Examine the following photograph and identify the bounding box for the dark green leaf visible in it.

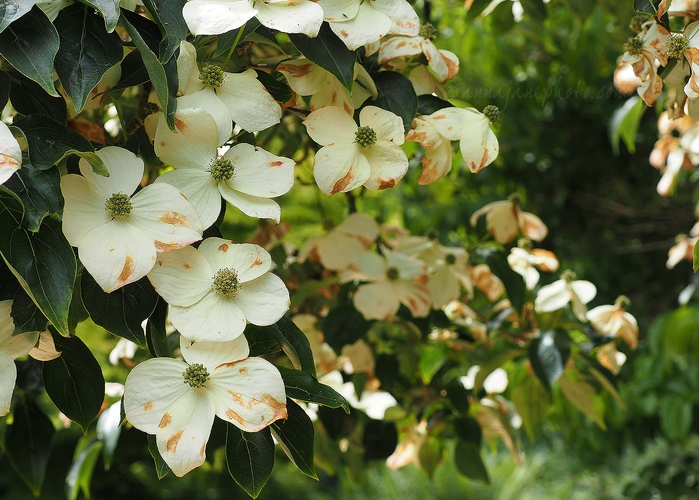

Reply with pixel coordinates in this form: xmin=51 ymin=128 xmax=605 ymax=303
xmin=121 ymin=9 xmax=178 ymax=129
xmin=480 ymin=247 xmax=526 ymax=312
xmin=43 ymin=332 xmax=105 ymax=432
xmin=445 ymin=378 xmax=471 ymax=414
xmin=0 ymin=70 xmax=10 ymax=109
xmin=466 ymin=0 xmax=492 ymax=22
xmin=108 ymin=49 xmax=149 ymax=93
xmin=12 ymin=114 xmax=106 ymax=174
xmin=520 ymin=0 xmax=547 ymax=22
xmin=0 ymin=6 xmax=59 ymax=96
xmin=3 ymin=152 xmax=62 ymax=231
xmin=68 ymin=270 xmax=89 ymax=333
xmin=454 ymin=416 xmax=482 ymax=445
xmin=454 ymin=440 xmax=490 ymax=484
xmin=54 ymin=4 xmax=123 ymax=112
xmin=81 ymin=0 xmax=120 ymax=32
xmin=214 ymin=20 xmax=262 ymax=58
xmin=226 ymin=425 xmax=275 ymax=499
xmin=246 ymin=325 xmax=280 ymax=357
xmin=11 ymin=286 xmax=48 ymax=334
xmin=247 ymin=316 xmax=316 ymax=375
xmin=147 ymin=434 xmax=171 ymax=479
xmin=65 ymin=438 xmax=103 ymax=500
xmin=0 ymin=258 xmax=19 ymax=299
xmin=0 ymin=1 xmax=41 ymax=33
xmin=0 ymin=190 xmax=76 ymax=335
xmin=81 ymin=273 xmax=157 ymax=348
xmin=371 ymin=71 xmax=418 ymax=133
xmin=488 ymin=0 xmax=516 ymax=35
xmin=5 ymin=395 xmax=55 ymax=496
xmin=270 ymin=399 xmax=317 ymax=479
xmin=142 ymin=0 xmax=188 ymax=62
xmin=529 ymin=328 xmax=571 ymax=388
xmin=8 ymin=72 xmax=67 ymax=123
xmin=634 ymin=0 xmax=662 ymax=13
xmin=418 ymin=437 xmax=443 ymax=479
xmin=146 ymin=296 xmax=171 ymax=357
xmin=277 ymin=366 xmax=350 ymax=412
xmin=321 ymin=304 xmax=373 ymax=353
xmin=417 ymin=94 xmax=453 ymax=116
xmin=363 ymin=420 xmax=398 ymax=461
xmin=256 ymin=69 xmax=293 ymax=104
xmin=289 ymin=22 xmax=356 ymax=91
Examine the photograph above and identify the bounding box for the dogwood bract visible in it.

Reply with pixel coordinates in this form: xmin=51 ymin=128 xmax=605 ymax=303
xmin=182 ymin=0 xmax=323 ymax=37
xmin=124 ymin=334 xmax=287 ymax=477
xmin=470 ymin=198 xmax=548 ymax=244
xmin=0 ymin=121 xmax=21 ymax=186
xmin=535 ymin=270 xmax=597 ymax=321
xmin=148 ymin=237 xmax=289 ymax=342
xmin=60 ymin=147 xmax=203 ymax=292
xmin=304 ymin=105 xmax=408 ymax=194
xmin=154 ymin=108 xmax=294 ymax=228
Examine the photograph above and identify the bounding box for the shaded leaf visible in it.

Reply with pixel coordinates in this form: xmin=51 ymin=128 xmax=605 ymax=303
xmin=226 ymin=425 xmax=274 ymax=499
xmin=214 ymin=20 xmax=263 ymax=58
xmin=289 ymin=23 xmax=355 ymax=91
xmin=466 ymin=0 xmax=492 ymax=22
xmin=480 ymin=246 xmax=526 ymax=312
xmin=43 ymin=332 xmax=105 ymax=432
xmin=81 ymin=0 xmax=120 ymax=32
xmin=142 ymin=0 xmax=188 ymax=62
xmin=247 ymin=316 xmax=315 ymax=375
xmin=256 ymin=69 xmax=293 ymax=104
xmin=8 ymin=72 xmax=67 ymax=123
xmin=65 ymin=438 xmax=103 ymax=500
xmin=454 ymin=440 xmax=490 ymax=484
xmin=371 ymin=71 xmax=418 ymax=133
xmin=145 ymin=296 xmax=170 ymax=357
xmin=11 ymin=286 xmax=48 ymax=335
xmin=108 ymin=49 xmax=149 ymax=93
xmin=0 ymin=69 xmax=10 ymax=108
xmin=417 ymin=94 xmax=453 ymax=116
xmin=559 ymin=370 xmax=606 ymax=430
xmin=277 ymin=366 xmax=350 ymax=412
xmin=147 ymin=434 xmax=171 ymax=479
xmin=363 ymin=419 xmax=397 ymax=461
xmin=529 ymin=328 xmax=571 ymax=388
xmin=321 ymin=305 xmax=373 ymax=354
xmin=0 ymin=1 xmax=41 ymax=33
xmin=511 ymin=374 xmax=550 ymax=440
xmin=609 ymin=96 xmax=645 ymax=155
xmin=270 ymin=398 xmax=317 ymax=479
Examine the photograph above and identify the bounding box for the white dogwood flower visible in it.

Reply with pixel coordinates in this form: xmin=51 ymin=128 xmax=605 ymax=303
xmin=61 ymin=147 xmax=203 ymax=292
xmin=183 ymin=0 xmax=323 ymax=36
xmin=154 ymin=108 xmax=294 ymax=228
xmin=470 ymin=198 xmax=548 ymax=244
xmin=587 ymin=296 xmax=638 ymax=349
xmin=304 ymin=105 xmax=408 ymax=194
xmin=0 ymin=121 xmax=21 ymax=186
xmin=124 ymin=334 xmax=287 ymax=477
xmin=405 ymin=115 xmax=454 ymax=185
xmin=535 ymin=270 xmax=597 ymax=321
xmin=148 ymin=237 xmax=290 ymax=343
xmin=507 ymin=246 xmax=559 ymax=290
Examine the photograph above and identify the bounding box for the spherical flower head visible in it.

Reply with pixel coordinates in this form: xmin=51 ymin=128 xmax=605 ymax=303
xmin=561 ymin=269 xmax=577 ymax=282
xmin=517 ymin=237 xmax=533 ymax=250
xmin=483 ymin=105 xmax=500 ymax=123
xmin=183 ymin=363 xmax=210 ymax=388
xmin=212 ymin=267 xmax=241 ymax=298
xmin=666 ymin=34 xmax=688 ymax=59
xmin=623 ymin=35 xmax=645 ymax=56
xmin=355 ymin=126 xmax=377 ymax=148
xmin=105 ymin=192 xmax=132 ymax=221
xmin=419 ymin=23 xmax=437 ymax=41
xmin=386 ymin=266 xmax=400 ymax=281
xmin=209 ymin=157 xmax=235 ymax=181
xmin=445 ymin=253 xmax=457 ymax=265
xmin=199 ymin=64 xmax=224 ymax=88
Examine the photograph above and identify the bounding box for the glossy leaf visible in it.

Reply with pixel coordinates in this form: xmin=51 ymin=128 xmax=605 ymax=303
xmin=5 ymin=395 xmax=55 ymax=496
xmin=371 ymin=71 xmax=418 ymax=133
xmin=145 ymin=296 xmax=170 ymax=357
xmin=321 ymin=305 xmax=373 ymax=354
xmin=142 ymin=0 xmax=188 ymax=62
xmin=213 ymin=20 xmax=262 ymax=58
xmin=11 ymin=286 xmax=48 ymax=335
xmin=81 ymin=273 xmax=158 ymax=349
xmin=0 ymin=6 xmax=59 ymax=96
xmin=8 ymin=72 xmax=67 ymax=123
xmin=529 ymin=328 xmax=571 ymax=388
xmin=96 ymin=401 xmax=123 ymax=470
xmin=0 ymin=69 xmax=9 ymax=108
xmin=65 ymin=438 xmax=103 ymax=500
xmin=289 ymin=22 xmax=356 ymax=91
xmin=54 ymin=3 xmax=123 ymax=112
xmin=454 ymin=440 xmax=490 ymax=484
xmin=0 ymin=1 xmax=41 ymax=33
xmin=43 ymin=333 xmax=105 ymax=433
xmin=609 ymin=96 xmax=645 ymax=155
xmin=68 ymin=271 xmax=89 ymax=333
xmin=0 ymin=190 xmax=76 ymax=336
xmin=147 ymin=434 xmax=171 ymax=479
xmin=247 ymin=317 xmax=315 ymax=375
xmin=417 ymin=94 xmax=453 ymax=116
xmin=277 ymin=366 xmax=350 ymax=412
xmin=12 ymin=114 xmax=106 ymax=174
xmin=3 ymin=152 xmax=62 ymax=231
xmin=108 ymin=49 xmax=149 ymax=93
xmin=270 ymin=399 xmax=317 ymax=479
xmin=363 ymin=420 xmax=398 ymax=461
xmin=81 ymin=0 xmax=120 ymax=32
xmin=226 ymin=425 xmax=275 ymax=499
xmin=255 ymin=69 xmax=293 ymax=104
xmin=121 ymin=9 xmax=178 ymax=130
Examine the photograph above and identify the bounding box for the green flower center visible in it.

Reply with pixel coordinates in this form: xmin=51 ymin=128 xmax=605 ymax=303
xmin=666 ymin=34 xmax=688 ymax=59
xmin=355 ymin=126 xmax=377 ymax=148
xmin=419 ymin=23 xmax=437 ymax=41
xmin=483 ymin=105 xmax=500 ymax=123
xmin=386 ymin=267 xmax=400 ymax=281
xmin=517 ymin=237 xmax=532 ymax=250
xmin=445 ymin=254 xmax=457 ymax=265
xmin=209 ymin=157 xmax=235 ymax=181
xmin=212 ymin=267 xmax=240 ymax=298
xmin=199 ymin=64 xmax=225 ymax=88
xmin=615 ymin=295 xmax=631 ymax=308
xmin=623 ymin=36 xmax=644 ymax=56
xmin=183 ymin=363 xmax=210 ymax=388
xmin=105 ymin=193 xmax=132 ymax=221
xmin=561 ymin=269 xmax=577 ymax=283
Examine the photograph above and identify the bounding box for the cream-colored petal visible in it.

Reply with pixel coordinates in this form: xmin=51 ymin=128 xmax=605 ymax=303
xmin=459 ymin=120 xmax=499 ymax=173
xmin=427 ymin=265 xmax=461 ymax=308
xmin=486 ymin=202 xmax=519 ymax=244
xmin=198 ymin=238 xmax=272 ymax=283
xmin=0 ymin=353 xmax=17 ymax=416
xmin=155 ymin=168 xmax=221 ymax=230
xmin=317 ymin=232 xmax=367 ymax=270
xmin=378 ymin=36 xmax=423 ymax=64
xmin=78 ymin=147 xmax=144 ymax=198
xmin=148 ymin=246 xmax=213 ymax=307
xmin=394 ymin=281 xmax=432 ymax=317
xmin=361 ymin=141 xmax=408 ymax=190
xmin=353 ymin=281 xmax=400 ymax=320
xmin=317 ymin=0 xmax=360 ymax=21
xmin=276 ymin=59 xmax=327 ymax=96
xmin=154 ymin=108 xmax=218 ymax=170
xmin=180 ymin=334 xmax=250 ymax=369
xmin=518 ymin=211 xmax=547 ymax=241
xmin=60 ymin=174 xmax=109 ymax=246
xmin=371 ymin=0 xmax=420 ymax=35
xmin=418 ymin=140 xmax=453 ymax=185
xmin=28 ymin=331 xmax=61 ymax=361
xmin=169 ymin=290 xmax=248 ymax=343
xmin=0 ymin=121 xmax=21 ymax=185
xmin=255 ymin=0 xmax=323 ymax=36
xmin=219 ymin=183 xmax=282 ymax=221
xmin=176 ymin=41 xmax=204 ymax=95
xmin=182 ymin=0 xmax=256 ymax=36
xmin=223 ymin=144 xmax=294 ymax=198
xmin=534 ymin=280 xmax=570 ymax=313
xmin=233 ymin=273 xmax=290 ymax=326
xmin=177 ymin=90 xmax=232 ymax=147
xmin=304 ymin=106 xmax=358 ymax=146
xmin=313 ymin=143 xmax=370 ymax=195
xmin=359 ymin=106 xmax=405 ymax=144
xmin=329 ymin=3 xmax=392 ymax=50
xmin=215 ymin=69 xmax=282 ymax=132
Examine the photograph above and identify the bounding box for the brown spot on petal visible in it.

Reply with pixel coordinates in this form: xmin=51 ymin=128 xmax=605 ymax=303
xmin=225 ymin=408 xmax=245 ymax=426
xmin=278 ymin=62 xmax=312 ymax=77
xmin=174 ymin=118 xmax=188 ymax=132
xmin=239 ymin=367 xmax=248 ymax=374
xmin=158 ymin=211 xmax=191 ymax=227
xmin=340 ymin=30 xmax=349 ymax=38
xmin=270 ymin=161 xmax=284 ymax=167
xmin=343 ymin=101 xmax=353 ymax=115
xmin=166 ymin=429 xmax=183 ymax=452
xmin=160 ymin=141 xmax=166 ymax=148
xmin=183 ymin=263 xmax=190 ymax=269
xmin=118 ymin=256 xmax=135 ymax=284
xmin=331 ymin=169 xmax=355 ymax=194
xmin=261 ymin=393 xmax=288 ymax=420
xmin=199 ymin=443 xmax=206 ymax=457
xmin=377 ymin=178 xmax=396 ymax=189
xmin=154 ymin=241 xmax=183 ymax=252
xmin=218 ymin=243 xmax=229 ymax=252
xmin=251 ymin=257 xmax=263 ymax=267
xmin=143 ymin=402 xmax=154 ymax=411
xmin=159 ymin=413 xmax=172 ymax=428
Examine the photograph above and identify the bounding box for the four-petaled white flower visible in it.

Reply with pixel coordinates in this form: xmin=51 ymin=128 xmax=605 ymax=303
xmin=587 ymin=297 xmax=639 ymax=350
xmin=405 ymin=114 xmax=455 ymax=185
xmin=507 ymin=246 xmax=559 ymax=290
xmin=470 ymin=198 xmax=548 ymax=244
xmin=304 ymin=105 xmax=408 ymax=195
xmin=0 ymin=121 xmax=21 ymax=186
xmin=155 ymin=108 xmax=295 ymax=229
xmin=182 ymin=0 xmax=323 ymax=36
xmin=124 ymin=334 xmax=287 ymax=477
xmin=148 ymin=237 xmax=290 ymax=343
xmin=534 ymin=270 xmax=597 ymax=321
xmin=175 ymin=41 xmax=282 ymax=144
xmin=61 ymin=146 xmax=203 ymax=292
xmin=316 ymin=0 xmax=419 ymax=50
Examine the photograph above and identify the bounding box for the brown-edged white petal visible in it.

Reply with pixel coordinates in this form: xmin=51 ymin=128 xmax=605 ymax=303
xmin=304 ymin=106 xmax=358 ymax=146
xmin=180 ymin=334 xmax=250 ymax=369
xmin=354 ymin=281 xmax=400 ymax=320
xmin=394 ymin=281 xmax=432 ymax=317
xmin=198 ymin=238 xmax=272 ymax=283
xmin=255 ymin=0 xmax=323 ymax=37
xmin=329 ymin=3 xmax=392 ymax=51
xmin=155 ymin=168 xmax=221 ymax=230
xmin=362 ymin=141 xmax=409 ymax=190
xmin=177 ymin=90 xmax=232 ymax=147
xmin=223 ymin=143 xmax=295 ymax=198
xmin=371 ymin=0 xmax=419 ymax=35
xmin=314 ymin=143 xmax=370 ymax=194
xmin=216 ymin=69 xmax=282 ymax=132
xmin=154 ymin=108 xmax=218 ymax=170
